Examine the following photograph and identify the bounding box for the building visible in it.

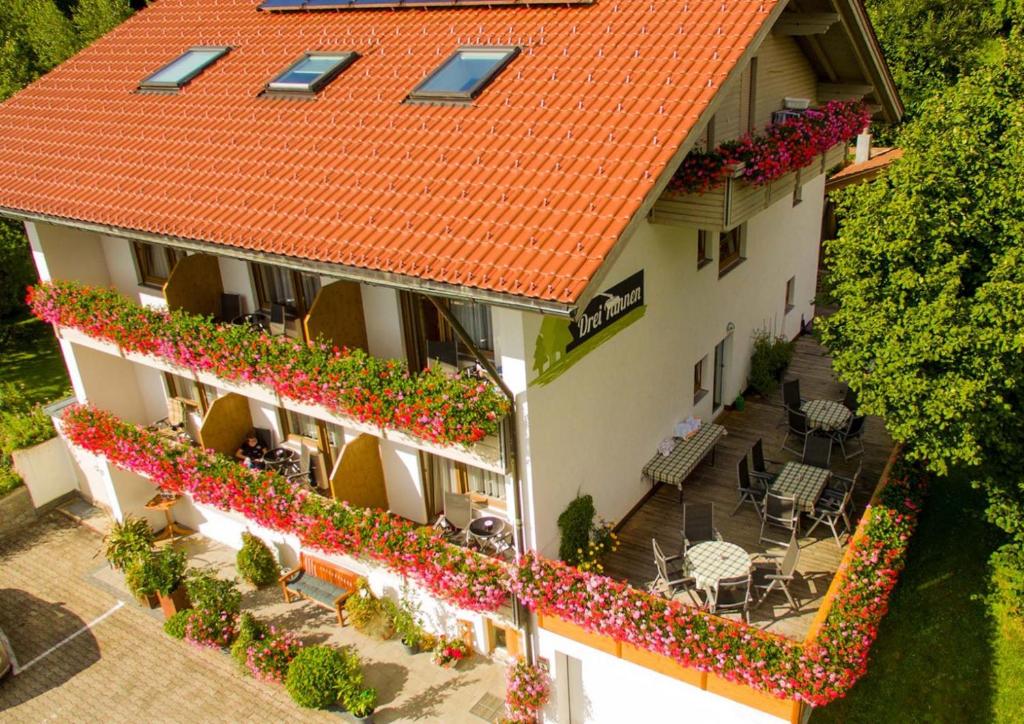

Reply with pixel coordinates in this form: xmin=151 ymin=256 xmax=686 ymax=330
xmin=0 ymin=0 xmax=901 ymax=721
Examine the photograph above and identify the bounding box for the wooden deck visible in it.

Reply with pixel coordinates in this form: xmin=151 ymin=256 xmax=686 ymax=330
xmin=603 ymin=332 xmax=893 ymax=641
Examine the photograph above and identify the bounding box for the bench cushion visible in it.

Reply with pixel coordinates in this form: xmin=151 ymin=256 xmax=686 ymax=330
xmin=287 ymin=571 xmax=346 ymax=607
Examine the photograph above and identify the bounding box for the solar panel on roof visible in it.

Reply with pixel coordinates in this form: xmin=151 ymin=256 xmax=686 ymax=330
xmin=259 ymin=0 xmax=596 ymax=11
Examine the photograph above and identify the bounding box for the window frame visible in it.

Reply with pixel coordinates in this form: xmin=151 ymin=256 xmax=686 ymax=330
xmin=785 ymin=276 xmax=796 ymax=314
xmin=250 ymin=262 xmax=320 ymax=318
xmin=407 ymin=46 xmax=521 ymax=104
xmin=693 ymin=356 xmax=709 ymax=404
xmin=718 ymin=225 xmax=746 ymax=277
xmin=132 ymin=241 xmax=185 ymax=289
xmin=138 ymin=46 xmax=231 ymax=92
xmin=265 ymin=51 xmax=359 ymax=96
xmin=697 ymin=230 xmax=713 ymax=269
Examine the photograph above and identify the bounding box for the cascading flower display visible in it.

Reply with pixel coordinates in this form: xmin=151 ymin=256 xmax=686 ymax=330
xmin=28 ymin=281 xmax=508 ymax=448
xmin=60 ymin=408 xmax=922 ymax=706
xmin=512 ymin=458 xmax=925 ymax=706
xmin=60 ymin=404 xmax=511 ymax=612
xmin=668 ymin=101 xmax=871 ymax=194
xmin=505 ymin=659 xmax=551 ymax=723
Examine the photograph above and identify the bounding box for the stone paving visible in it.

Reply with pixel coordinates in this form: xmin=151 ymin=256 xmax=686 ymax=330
xmin=0 ymin=514 xmax=506 ymax=722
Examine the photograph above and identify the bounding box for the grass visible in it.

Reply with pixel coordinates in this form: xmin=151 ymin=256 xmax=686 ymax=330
xmin=0 ymin=314 xmax=71 ymax=405
xmin=812 ymin=471 xmax=1024 ymax=723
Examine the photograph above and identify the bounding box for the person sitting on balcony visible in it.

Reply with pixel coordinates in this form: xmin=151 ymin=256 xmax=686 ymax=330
xmin=235 ymin=432 xmax=267 ymax=470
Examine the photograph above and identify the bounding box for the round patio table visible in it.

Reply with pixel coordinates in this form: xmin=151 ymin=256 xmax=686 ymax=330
xmin=685 ymin=541 xmax=751 ymax=592
xmin=262 ymin=447 xmax=299 ymax=472
xmin=801 ymin=399 xmax=852 ymax=432
xmin=468 ymin=516 xmax=507 ymax=553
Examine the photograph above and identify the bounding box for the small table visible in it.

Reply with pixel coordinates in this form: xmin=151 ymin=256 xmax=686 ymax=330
xmin=801 ymin=399 xmax=851 ymax=432
xmin=468 ymin=516 xmax=507 ymax=552
xmin=772 ymin=462 xmax=831 ymax=513
xmin=642 ymin=424 xmax=727 ymax=501
xmin=144 ymin=492 xmax=193 ymax=543
xmin=685 ymin=541 xmax=751 ymax=594
xmin=232 ymin=313 xmax=270 ymax=333
xmin=262 ymin=447 xmax=299 ymax=472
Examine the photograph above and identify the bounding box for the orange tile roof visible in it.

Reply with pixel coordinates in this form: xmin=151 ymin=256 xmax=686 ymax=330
xmin=827 ymin=146 xmax=903 ymax=190
xmin=0 ymin=0 xmax=778 ymax=305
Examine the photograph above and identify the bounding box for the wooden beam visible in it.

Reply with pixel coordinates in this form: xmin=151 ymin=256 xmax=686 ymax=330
xmin=773 ymin=12 xmax=840 ymax=36
xmin=818 ymin=82 xmax=875 ymax=101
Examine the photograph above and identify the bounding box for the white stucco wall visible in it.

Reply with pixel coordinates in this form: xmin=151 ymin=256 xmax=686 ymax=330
xmin=536 ymin=629 xmax=786 ymax=724
xmin=100 ymin=234 xmax=164 ymax=308
xmin=519 ymin=176 xmax=825 ymax=555
xmin=26 ymin=221 xmax=110 ymax=285
xmin=361 ymin=283 xmax=406 ymax=361
xmin=219 ymin=256 xmax=257 ymax=312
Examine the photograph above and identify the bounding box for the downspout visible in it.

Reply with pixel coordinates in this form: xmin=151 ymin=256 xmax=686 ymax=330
xmin=426 ymin=296 xmax=534 ymax=662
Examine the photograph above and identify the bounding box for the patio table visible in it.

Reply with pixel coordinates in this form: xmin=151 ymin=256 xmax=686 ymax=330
xmin=771 ymin=462 xmax=831 ymax=514
xmin=642 ymin=424 xmax=727 ymax=501
xmin=685 ymin=540 xmax=751 ymax=594
xmin=801 ymin=399 xmax=851 ymax=432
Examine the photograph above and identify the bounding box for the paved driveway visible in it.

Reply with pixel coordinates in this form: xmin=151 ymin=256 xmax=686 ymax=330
xmin=0 ymin=515 xmax=503 ymax=722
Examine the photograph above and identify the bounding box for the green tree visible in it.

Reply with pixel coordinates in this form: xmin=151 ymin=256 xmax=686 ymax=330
xmin=73 ymin=0 xmax=133 ymax=47
xmin=821 ymin=40 xmax=1024 ymax=569
xmin=865 ymin=0 xmax=1001 ymax=115
xmin=0 ymin=221 xmax=34 ymax=319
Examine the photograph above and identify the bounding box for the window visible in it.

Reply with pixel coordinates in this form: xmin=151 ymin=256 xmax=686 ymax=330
xmin=164 ymin=372 xmax=208 ymax=412
xmin=266 ymin=52 xmax=358 ymax=95
xmin=449 ymin=300 xmax=494 ymax=353
xmin=408 ymin=47 xmax=520 ymax=103
xmin=785 ymin=276 xmax=796 ymax=313
xmin=696 ymin=230 xmax=712 ymax=268
xmin=251 ymin=263 xmax=322 ymax=316
xmin=139 ymin=47 xmax=230 ymax=91
xmin=694 ymin=356 xmax=708 ymax=404
xmin=132 ymin=242 xmax=185 ymax=287
xmin=718 ymin=225 xmax=746 ymax=275
xmin=430 ymin=454 xmax=506 ymax=504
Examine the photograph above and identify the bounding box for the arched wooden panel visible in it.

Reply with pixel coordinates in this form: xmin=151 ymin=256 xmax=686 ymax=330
xmin=198 ymin=392 xmax=252 ymax=457
xmin=304 ymin=280 xmax=368 ymax=351
xmin=164 ymin=254 xmax=223 ymax=318
xmin=329 ymin=433 xmax=388 ymax=510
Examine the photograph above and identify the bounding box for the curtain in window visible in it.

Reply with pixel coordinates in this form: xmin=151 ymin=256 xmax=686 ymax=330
xmin=450 ymin=300 xmax=493 ymax=351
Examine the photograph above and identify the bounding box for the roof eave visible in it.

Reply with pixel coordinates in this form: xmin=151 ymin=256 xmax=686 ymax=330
xmin=1 ymin=206 xmax=576 ymax=318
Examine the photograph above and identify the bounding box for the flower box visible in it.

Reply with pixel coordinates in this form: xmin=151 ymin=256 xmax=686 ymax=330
xmin=537 ymin=614 xmax=620 ymax=656
xmin=619 ymin=643 xmax=706 ymax=687
xmin=705 ymin=672 xmax=800 ymax=721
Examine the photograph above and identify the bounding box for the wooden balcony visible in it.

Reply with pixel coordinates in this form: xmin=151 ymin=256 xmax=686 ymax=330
xmin=651 ymin=143 xmax=847 ymax=231
xmin=602 ymin=330 xmax=893 ymax=641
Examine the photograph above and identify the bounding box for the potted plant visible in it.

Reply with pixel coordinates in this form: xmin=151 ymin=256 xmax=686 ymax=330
xmin=126 ymin=548 xmax=189 ymax=619
xmin=431 ymin=636 xmax=471 ymax=669
xmin=391 ymin=595 xmax=424 ymax=654
xmin=103 ymin=515 xmax=154 ymax=571
xmin=285 ymin=645 xmax=363 ymax=710
xmin=345 ymin=686 xmax=378 ymax=723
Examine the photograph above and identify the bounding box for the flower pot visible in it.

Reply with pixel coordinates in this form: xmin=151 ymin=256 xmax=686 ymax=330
xmin=352 ymin=713 xmax=374 ymax=723
xmin=137 ymin=591 xmax=160 ymax=609
xmin=158 ymin=585 xmax=191 ymax=619
xmin=401 ymin=638 xmax=419 ymax=655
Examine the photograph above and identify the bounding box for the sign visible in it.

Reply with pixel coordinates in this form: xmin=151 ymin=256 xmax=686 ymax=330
xmin=531 ymin=270 xmax=646 ymax=386
xmin=567 ymin=270 xmax=644 ymax=352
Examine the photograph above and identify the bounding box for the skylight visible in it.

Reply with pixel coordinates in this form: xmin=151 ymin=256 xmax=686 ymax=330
xmin=139 ymin=47 xmax=230 ymax=91
xmin=266 ymin=52 xmax=359 ymax=95
xmin=408 ymin=47 xmax=520 ymax=103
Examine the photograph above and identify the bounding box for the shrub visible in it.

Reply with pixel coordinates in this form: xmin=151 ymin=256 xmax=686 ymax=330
xmin=183 ymin=570 xmax=241 ymax=649
xmin=0 ymin=382 xmax=55 ymax=454
xmin=556 ymin=495 xmax=618 ymax=571
xmin=125 ymin=547 xmax=187 ymax=597
xmin=103 ymin=515 xmax=155 ymax=571
xmin=163 ymin=610 xmax=193 ymax=640
xmin=285 ymin=645 xmax=363 ymax=710
xmin=0 ymin=460 xmax=22 ymax=497
xmin=748 ymin=329 xmax=795 ymax=397
xmin=231 ymin=612 xmax=269 ymax=671
xmin=246 ymin=629 xmax=303 ymax=683
xmin=186 ymin=570 xmax=241 ymax=615
xmin=345 ymin=686 xmax=378 ymax=718
xmin=344 ymin=579 xmax=397 ymax=640
xmin=391 ymin=592 xmax=425 ymax=648
xmin=432 ymin=636 xmax=471 ymax=668
xmin=236 ymin=532 xmax=279 ymax=587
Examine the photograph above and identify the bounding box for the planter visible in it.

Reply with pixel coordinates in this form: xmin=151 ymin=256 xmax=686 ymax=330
xmin=158 ymin=585 xmax=191 ymax=619
xmin=401 ymin=640 xmax=419 ymax=655
xmin=352 ymin=714 xmax=374 ymax=723
xmin=137 ymin=591 xmax=160 ymax=609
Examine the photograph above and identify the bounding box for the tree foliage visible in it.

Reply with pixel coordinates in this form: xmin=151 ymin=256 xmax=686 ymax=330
xmin=821 ymin=41 xmax=1024 ymax=549
xmin=865 ymin=0 xmax=1002 ymax=116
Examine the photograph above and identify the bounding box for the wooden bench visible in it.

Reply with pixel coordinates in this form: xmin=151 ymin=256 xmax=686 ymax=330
xmin=279 ymin=552 xmax=358 ymax=626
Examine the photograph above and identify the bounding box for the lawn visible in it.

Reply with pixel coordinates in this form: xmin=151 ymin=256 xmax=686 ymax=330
xmin=0 ymin=314 xmax=71 ymax=405
xmin=812 ymin=471 xmax=1024 ymax=723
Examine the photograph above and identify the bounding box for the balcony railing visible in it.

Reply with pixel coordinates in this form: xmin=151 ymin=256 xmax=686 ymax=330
xmin=652 ymin=100 xmax=868 ymax=230
xmin=29 ymin=281 xmax=509 ymax=471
